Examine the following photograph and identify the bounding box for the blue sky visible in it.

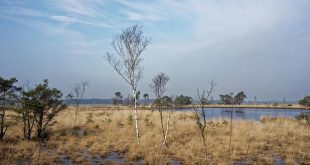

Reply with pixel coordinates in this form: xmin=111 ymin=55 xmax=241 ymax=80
xmin=0 ymin=0 xmax=310 ymax=101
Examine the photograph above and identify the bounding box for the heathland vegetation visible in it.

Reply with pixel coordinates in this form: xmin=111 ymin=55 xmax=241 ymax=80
xmin=1 ymin=25 xmax=310 ymax=164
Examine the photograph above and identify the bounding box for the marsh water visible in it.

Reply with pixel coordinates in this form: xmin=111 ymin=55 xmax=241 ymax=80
xmin=178 ymin=108 xmax=308 ymax=121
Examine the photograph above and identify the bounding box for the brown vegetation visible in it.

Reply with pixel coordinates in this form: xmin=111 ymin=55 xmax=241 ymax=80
xmin=1 ymin=107 xmax=310 ymax=164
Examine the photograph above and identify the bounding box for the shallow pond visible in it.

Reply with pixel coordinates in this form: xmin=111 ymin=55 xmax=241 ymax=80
xmin=177 ymin=108 xmax=309 ymax=121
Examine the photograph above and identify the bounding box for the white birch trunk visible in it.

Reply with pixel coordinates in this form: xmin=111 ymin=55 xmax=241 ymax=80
xmin=133 ymin=89 xmax=140 ymax=144
xmin=162 ymin=110 xmax=171 ymax=146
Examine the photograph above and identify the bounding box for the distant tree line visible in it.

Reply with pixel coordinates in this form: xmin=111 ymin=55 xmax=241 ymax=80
xmin=219 ymin=91 xmax=247 ymax=105
xmin=299 ymin=96 xmax=310 ymax=107
xmin=111 ymin=91 xmax=193 ymax=108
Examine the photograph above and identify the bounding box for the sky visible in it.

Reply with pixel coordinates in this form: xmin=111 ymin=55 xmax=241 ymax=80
xmin=0 ymin=0 xmax=310 ymax=101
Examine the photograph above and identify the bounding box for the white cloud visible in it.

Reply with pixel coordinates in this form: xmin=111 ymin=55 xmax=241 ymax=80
xmin=51 ymin=0 xmax=98 ymax=17
xmin=50 ymin=15 xmax=116 ymax=28
xmin=50 ymin=15 xmax=77 ymax=23
xmin=116 ymin=0 xmax=168 ymax=22
xmin=120 ymin=11 xmax=161 ymax=22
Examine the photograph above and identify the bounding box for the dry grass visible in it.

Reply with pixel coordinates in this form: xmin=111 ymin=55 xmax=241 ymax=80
xmin=1 ymin=106 xmax=310 ymax=165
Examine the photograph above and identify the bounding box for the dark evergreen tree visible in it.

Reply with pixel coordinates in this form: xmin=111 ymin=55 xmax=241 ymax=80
xmin=22 ymin=79 xmax=66 ymax=140
xmin=0 ymin=76 xmax=21 ymax=140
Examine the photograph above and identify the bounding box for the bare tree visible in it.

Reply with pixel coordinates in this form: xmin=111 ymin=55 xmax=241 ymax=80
xmin=67 ymin=81 xmax=89 ymax=128
xmin=149 ymin=73 xmax=170 ymax=146
xmin=228 ymin=94 xmax=235 ymax=163
xmin=105 ymin=24 xmax=151 ymax=144
xmin=192 ymin=81 xmax=216 ymax=161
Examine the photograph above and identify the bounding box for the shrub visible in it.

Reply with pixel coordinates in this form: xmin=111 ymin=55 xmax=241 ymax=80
xmin=127 ymin=114 xmax=134 ymax=125
xmin=86 ymin=113 xmax=93 ymax=123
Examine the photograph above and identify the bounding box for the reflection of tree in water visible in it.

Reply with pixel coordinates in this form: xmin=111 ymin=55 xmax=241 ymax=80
xmin=234 ymin=109 xmax=245 ymax=119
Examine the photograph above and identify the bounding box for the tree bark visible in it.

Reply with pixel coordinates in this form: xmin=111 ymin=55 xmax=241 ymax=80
xmin=228 ymin=109 xmax=233 ymax=163
xmin=22 ymin=112 xmax=26 ymax=140
xmin=201 ymin=127 xmax=206 ymax=146
xmin=159 ymin=108 xmax=165 ymax=139
xmin=162 ymin=110 xmax=171 ymax=146
xmin=0 ymin=109 xmax=5 ymax=140
xmin=133 ymin=89 xmax=140 ymax=144
xmin=37 ymin=111 xmax=44 ymax=139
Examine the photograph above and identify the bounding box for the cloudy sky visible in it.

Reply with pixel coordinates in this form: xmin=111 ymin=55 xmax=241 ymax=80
xmin=0 ymin=0 xmax=309 ymax=101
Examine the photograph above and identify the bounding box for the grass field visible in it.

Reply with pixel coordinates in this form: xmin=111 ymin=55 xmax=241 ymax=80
xmin=1 ymin=106 xmax=310 ymax=164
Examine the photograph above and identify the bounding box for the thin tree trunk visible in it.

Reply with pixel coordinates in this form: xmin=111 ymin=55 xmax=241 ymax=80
xmin=0 ymin=109 xmax=5 ymax=140
xmin=27 ymin=111 xmax=31 ymax=140
xmin=162 ymin=110 xmax=171 ymax=146
xmin=228 ymin=109 xmax=233 ymax=163
xmin=159 ymin=108 xmax=165 ymax=139
xmin=22 ymin=112 xmax=26 ymax=140
xmin=28 ymin=114 xmax=35 ymax=141
xmin=201 ymin=127 xmax=206 ymax=146
xmin=25 ymin=110 xmax=33 ymax=141
xmin=27 ymin=128 xmax=31 ymax=141
xmin=74 ymin=105 xmax=79 ymax=128
xmin=133 ymin=89 xmax=140 ymax=145
xmin=204 ymin=127 xmax=208 ymax=164
xmin=201 ymin=106 xmax=206 ymax=146
xmin=37 ymin=111 xmax=44 ymax=140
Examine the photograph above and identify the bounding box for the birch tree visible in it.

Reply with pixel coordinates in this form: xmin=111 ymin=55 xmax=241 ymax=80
xmin=105 ymin=24 xmax=151 ymax=144
xmin=66 ymin=81 xmax=89 ymax=128
xmin=192 ymin=81 xmax=216 ymax=161
xmin=149 ymin=72 xmax=170 ymax=146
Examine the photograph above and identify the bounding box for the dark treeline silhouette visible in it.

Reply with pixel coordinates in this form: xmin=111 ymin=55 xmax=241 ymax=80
xmin=219 ymin=91 xmax=247 ymax=105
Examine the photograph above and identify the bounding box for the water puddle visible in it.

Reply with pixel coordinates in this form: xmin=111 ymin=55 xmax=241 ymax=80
xmin=14 ymin=159 xmax=32 ymax=165
xmin=169 ymin=159 xmax=181 ymax=165
xmin=104 ymin=151 xmax=126 ymax=164
xmin=232 ymin=155 xmax=287 ymax=165
xmin=233 ymin=159 xmax=246 ymax=165
xmin=76 ymin=129 xmax=85 ymax=137
xmin=59 ymin=155 xmax=74 ymax=165
xmin=273 ymin=155 xmax=285 ymax=165
xmin=58 ymin=150 xmax=127 ymax=165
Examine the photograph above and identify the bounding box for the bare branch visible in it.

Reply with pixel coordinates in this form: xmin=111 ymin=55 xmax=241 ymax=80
xmin=149 ymin=73 xmax=170 ymax=100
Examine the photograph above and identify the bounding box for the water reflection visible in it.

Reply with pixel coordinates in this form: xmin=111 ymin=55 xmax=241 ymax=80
xmin=177 ymin=108 xmax=308 ymax=121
